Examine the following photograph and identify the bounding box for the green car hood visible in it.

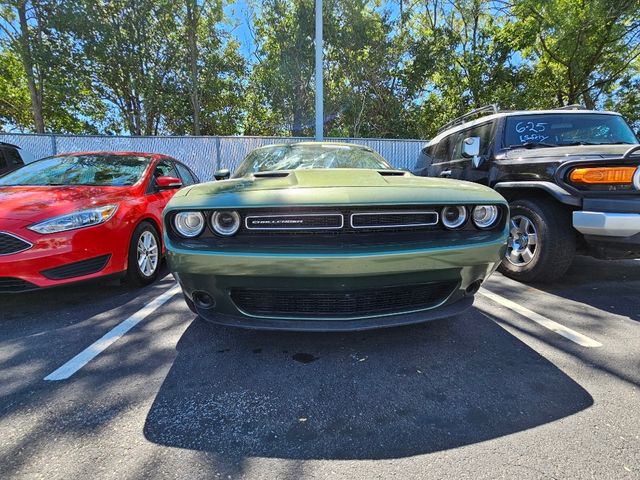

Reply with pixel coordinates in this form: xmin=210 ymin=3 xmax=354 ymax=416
xmin=168 ymin=169 xmax=506 ymax=210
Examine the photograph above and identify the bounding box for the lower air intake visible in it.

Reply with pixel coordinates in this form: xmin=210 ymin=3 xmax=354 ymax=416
xmin=230 ymin=281 xmax=458 ymax=318
xmin=41 ymin=254 xmax=111 ymax=280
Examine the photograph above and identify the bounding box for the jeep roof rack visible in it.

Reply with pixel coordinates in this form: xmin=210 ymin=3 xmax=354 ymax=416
xmin=437 ymin=104 xmax=500 ymax=134
xmin=554 ymin=104 xmax=588 ymax=110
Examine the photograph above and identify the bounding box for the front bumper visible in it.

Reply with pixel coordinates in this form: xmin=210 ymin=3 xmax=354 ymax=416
xmin=573 ymin=211 xmax=640 ymax=238
xmin=0 ymin=224 xmax=128 ymax=291
xmin=572 ymin=200 xmax=640 ymax=259
xmin=167 ymin=236 xmax=506 ymax=330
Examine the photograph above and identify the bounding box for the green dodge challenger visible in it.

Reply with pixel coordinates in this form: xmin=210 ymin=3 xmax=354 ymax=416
xmin=164 ymin=142 xmax=508 ymax=331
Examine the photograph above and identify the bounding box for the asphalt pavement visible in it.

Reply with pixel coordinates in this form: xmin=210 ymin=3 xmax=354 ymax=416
xmin=0 ymin=257 xmax=638 ymax=479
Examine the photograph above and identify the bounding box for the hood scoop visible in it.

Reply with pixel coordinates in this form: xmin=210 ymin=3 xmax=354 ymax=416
xmin=253 ymin=171 xmax=291 ymax=179
xmin=378 ymin=170 xmax=407 ymax=177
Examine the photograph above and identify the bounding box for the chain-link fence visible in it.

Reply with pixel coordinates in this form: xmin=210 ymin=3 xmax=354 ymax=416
xmin=0 ymin=133 xmax=426 ymax=181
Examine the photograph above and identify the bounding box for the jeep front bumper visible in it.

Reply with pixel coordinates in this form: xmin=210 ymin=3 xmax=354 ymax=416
xmin=573 ymin=211 xmax=640 ymax=238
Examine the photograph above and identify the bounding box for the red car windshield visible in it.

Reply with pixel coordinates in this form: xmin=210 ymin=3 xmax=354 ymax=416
xmin=0 ymin=154 xmax=151 ymax=187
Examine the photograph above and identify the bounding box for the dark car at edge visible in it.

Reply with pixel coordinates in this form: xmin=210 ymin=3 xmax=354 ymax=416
xmin=414 ymin=106 xmax=640 ymax=282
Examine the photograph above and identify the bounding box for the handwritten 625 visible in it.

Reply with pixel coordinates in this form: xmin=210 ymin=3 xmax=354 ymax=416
xmin=515 ymin=121 xmax=547 ymax=134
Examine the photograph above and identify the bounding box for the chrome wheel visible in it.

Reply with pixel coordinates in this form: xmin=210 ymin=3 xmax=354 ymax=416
xmin=137 ymin=231 xmax=159 ymax=277
xmin=506 ymin=214 xmax=538 ymax=266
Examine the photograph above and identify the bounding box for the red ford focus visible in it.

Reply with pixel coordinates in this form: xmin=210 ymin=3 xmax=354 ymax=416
xmin=0 ymin=151 xmax=199 ymax=292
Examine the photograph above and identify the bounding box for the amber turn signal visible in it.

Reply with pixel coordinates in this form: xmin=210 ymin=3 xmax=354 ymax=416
xmin=569 ymin=166 xmax=637 ymax=184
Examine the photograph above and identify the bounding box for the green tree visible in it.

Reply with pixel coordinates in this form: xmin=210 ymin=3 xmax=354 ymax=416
xmin=166 ymin=0 xmax=246 ymax=135
xmin=0 ymin=0 xmax=100 ymax=133
xmin=512 ymin=0 xmax=640 ymax=108
xmin=247 ymin=0 xmax=315 ymax=136
xmin=402 ymin=0 xmax=527 ymax=137
xmin=0 ymin=49 xmax=31 ymax=130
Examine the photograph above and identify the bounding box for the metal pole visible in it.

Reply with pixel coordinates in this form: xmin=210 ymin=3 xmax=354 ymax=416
xmin=314 ymin=0 xmax=323 ymax=141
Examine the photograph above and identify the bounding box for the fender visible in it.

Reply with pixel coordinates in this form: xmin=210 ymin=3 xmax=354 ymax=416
xmin=494 ymin=181 xmax=582 ymax=207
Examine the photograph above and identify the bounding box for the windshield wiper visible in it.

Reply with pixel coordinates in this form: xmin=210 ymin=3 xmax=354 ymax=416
xmin=557 ymin=141 xmax=600 ymax=146
xmin=507 ymin=142 xmax=558 ymax=149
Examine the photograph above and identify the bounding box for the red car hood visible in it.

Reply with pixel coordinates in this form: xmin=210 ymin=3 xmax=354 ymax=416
xmin=0 ymin=186 xmax=134 ymax=224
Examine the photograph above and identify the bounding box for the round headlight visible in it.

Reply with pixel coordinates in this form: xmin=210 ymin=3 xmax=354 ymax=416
xmin=441 ymin=206 xmax=468 ymax=229
xmin=472 ymin=205 xmax=500 ymax=229
xmin=211 ymin=210 xmax=240 ymax=236
xmin=174 ymin=211 xmax=205 ymax=238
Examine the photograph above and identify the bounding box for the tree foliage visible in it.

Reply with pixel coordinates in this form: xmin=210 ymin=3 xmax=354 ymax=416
xmin=0 ymin=0 xmax=638 ymax=138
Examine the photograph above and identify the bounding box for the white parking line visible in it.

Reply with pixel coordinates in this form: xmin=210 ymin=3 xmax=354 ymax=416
xmin=45 ymin=284 xmax=181 ymax=381
xmin=478 ymin=288 xmax=603 ymax=348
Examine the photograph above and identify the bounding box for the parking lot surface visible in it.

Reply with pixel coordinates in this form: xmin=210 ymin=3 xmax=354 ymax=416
xmin=1 ymin=257 xmax=638 ymax=479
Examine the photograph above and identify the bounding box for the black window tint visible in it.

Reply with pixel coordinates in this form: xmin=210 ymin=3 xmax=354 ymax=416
xmin=450 ymin=131 xmax=465 ymax=160
xmin=0 ymin=149 xmax=7 ymax=170
xmin=4 ymin=147 xmax=23 ymax=167
xmin=413 ymin=150 xmax=432 ymax=173
xmin=154 ymin=160 xmax=177 ymax=178
xmin=175 ymin=163 xmax=196 ymax=185
xmin=433 ymin=136 xmax=452 ymax=162
xmin=466 ymin=122 xmax=494 ymax=156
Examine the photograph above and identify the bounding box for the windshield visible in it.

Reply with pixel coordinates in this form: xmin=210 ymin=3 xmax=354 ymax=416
xmin=233 ymin=144 xmax=393 ymax=177
xmin=504 ymin=114 xmax=638 ymax=148
xmin=0 ymin=154 xmax=151 ymax=187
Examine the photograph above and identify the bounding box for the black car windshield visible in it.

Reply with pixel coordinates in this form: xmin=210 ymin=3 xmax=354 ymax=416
xmin=233 ymin=144 xmax=392 ymax=177
xmin=504 ymin=114 xmax=638 ymax=148
xmin=0 ymin=154 xmax=151 ymax=186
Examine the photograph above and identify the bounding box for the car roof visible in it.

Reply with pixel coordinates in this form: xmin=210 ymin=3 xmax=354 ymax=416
xmin=0 ymin=142 xmax=21 ymax=149
xmin=427 ymin=109 xmax=623 ymax=146
xmin=253 ymin=141 xmax=374 ymax=152
xmin=51 ymin=151 xmax=160 ymax=158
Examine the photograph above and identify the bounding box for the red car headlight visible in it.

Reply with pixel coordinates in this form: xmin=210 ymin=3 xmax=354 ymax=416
xmin=28 ymin=204 xmax=119 ymax=234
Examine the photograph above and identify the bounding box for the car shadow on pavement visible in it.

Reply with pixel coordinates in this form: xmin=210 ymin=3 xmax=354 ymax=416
xmin=144 ymin=309 xmax=593 ymax=463
xmin=527 ymin=256 xmax=639 ymax=322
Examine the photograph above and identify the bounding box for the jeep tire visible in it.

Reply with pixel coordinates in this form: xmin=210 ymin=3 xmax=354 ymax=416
xmin=498 ymin=198 xmax=575 ymax=283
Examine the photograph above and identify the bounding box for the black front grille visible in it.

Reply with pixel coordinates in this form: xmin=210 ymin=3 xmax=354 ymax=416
xmin=41 ymin=254 xmax=111 ymax=280
xmin=351 ymin=211 xmax=438 ymax=229
xmin=0 ymin=232 xmax=32 ymax=255
xmin=230 ymin=281 xmax=458 ymax=318
xmin=0 ymin=277 xmax=38 ymax=293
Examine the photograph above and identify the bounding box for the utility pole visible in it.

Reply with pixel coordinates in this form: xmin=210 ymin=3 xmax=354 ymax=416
xmin=315 ymin=0 xmax=323 ymax=141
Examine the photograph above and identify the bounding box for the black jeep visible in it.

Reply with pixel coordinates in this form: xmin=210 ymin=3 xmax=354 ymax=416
xmin=0 ymin=142 xmax=27 ymax=177
xmin=414 ymin=106 xmax=640 ymax=282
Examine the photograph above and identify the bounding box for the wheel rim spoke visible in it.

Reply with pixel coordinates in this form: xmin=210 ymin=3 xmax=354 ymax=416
xmin=506 ymin=214 xmax=538 ymax=267
xmin=521 ymin=248 xmax=534 ymax=263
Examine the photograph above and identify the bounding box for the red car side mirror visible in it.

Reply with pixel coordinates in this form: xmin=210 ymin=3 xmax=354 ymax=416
xmin=156 ymin=176 xmax=183 ymax=189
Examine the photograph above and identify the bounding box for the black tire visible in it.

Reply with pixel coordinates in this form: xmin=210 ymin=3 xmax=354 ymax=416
xmin=124 ymin=221 xmax=161 ymax=287
xmin=498 ymin=198 xmax=575 ymax=283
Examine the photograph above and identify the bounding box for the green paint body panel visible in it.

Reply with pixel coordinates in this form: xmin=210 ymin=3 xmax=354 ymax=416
xmin=164 ymin=161 xmax=509 ymax=330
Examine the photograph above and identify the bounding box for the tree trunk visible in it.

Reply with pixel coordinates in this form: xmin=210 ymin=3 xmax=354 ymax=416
xmin=186 ymin=0 xmax=201 ymax=136
xmin=17 ymin=2 xmax=45 ymax=133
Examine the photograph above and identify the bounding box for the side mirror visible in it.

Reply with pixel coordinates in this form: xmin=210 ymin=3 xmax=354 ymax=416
xmin=214 ymin=168 xmax=231 ymax=180
xmin=461 ymin=137 xmax=480 ymax=158
xmin=156 ymin=176 xmax=183 ymax=189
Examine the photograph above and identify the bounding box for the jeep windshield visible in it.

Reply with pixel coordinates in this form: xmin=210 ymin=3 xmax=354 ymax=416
xmin=504 ymin=114 xmax=638 ymax=149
